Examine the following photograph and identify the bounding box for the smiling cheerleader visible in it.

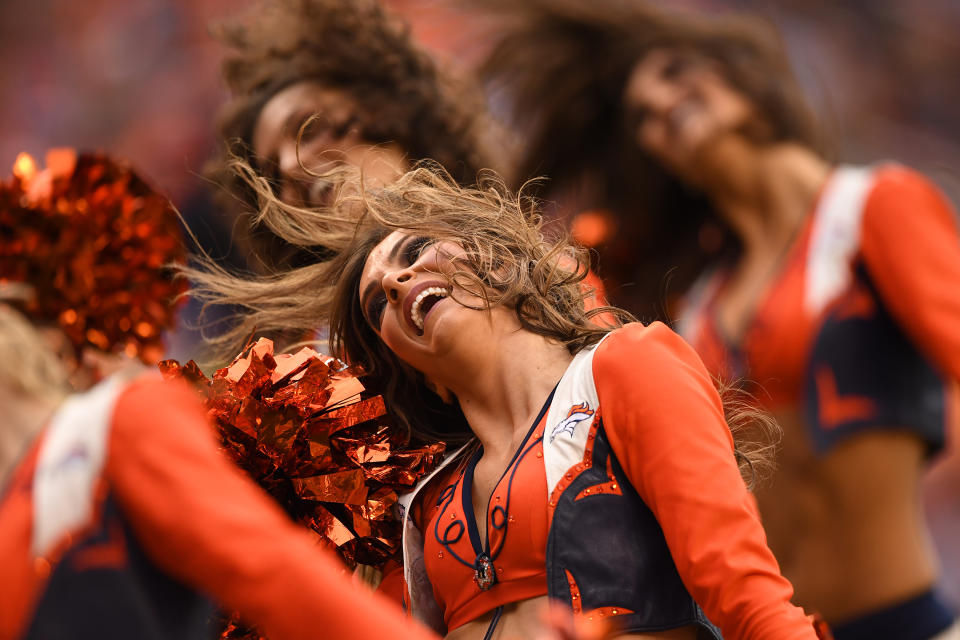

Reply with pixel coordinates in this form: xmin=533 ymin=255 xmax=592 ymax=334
xmin=185 ymin=163 xmax=831 ymax=640
xmin=480 ymin=2 xmax=960 ymax=638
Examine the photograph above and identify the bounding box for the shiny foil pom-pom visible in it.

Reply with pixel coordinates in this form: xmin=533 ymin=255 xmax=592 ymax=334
xmin=161 ymin=339 xmax=446 ymax=639
xmin=159 ymin=337 xmax=445 ymax=564
xmin=0 ymin=149 xmax=187 ymax=365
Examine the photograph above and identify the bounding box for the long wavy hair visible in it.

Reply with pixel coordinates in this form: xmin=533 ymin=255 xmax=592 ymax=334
xmin=0 ymin=299 xmax=68 ymax=405
xmin=0 ymin=299 xmax=70 ymax=478
xmin=480 ymin=0 xmax=824 ymax=318
xmin=185 ymin=162 xmax=778 ymax=482
xmin=208 ymin=0 xmax=495 ymax=271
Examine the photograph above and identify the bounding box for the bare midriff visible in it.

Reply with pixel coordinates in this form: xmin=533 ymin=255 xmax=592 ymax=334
xmin=756 ymin=409 xmax=939 ymax=623
xmin=444 ymin=595 xmax=698 ymax=640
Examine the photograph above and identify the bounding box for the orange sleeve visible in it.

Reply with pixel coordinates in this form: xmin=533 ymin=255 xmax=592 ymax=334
xmin=0 ymin=444 xmax=43 ymax=640
xmin=106 ymin=377 xmax=437 ymax=640
xmin=859 ymin=167 xmax=960 ymax=381
xmin=593 ymin=323 xmax=816 ymax=640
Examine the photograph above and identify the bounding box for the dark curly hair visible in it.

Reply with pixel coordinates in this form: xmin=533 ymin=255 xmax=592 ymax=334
xmin=480 ymin=0 xmax=824 ymax=319
xmin=208 ymin=0 xmax=493 ymax=271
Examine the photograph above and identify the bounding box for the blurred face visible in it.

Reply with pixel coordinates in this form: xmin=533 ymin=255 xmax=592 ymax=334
xmin=252 ymin=81 xmax=408 ymax=206
xmin=358 ymin=231 xmax=494 ymax=379
xmin=623 ymin=48 xmax=757 ymax=185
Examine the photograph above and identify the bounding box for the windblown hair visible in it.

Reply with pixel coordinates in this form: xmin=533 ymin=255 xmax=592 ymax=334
xmin=208 ymin=0 xmax=493 ymax=270
xmin=0 ymin=300 xmax=70 ymax=479
xmin=0 ymin=299 xmax=69 ymax=404
xmin=185 ymin=162 xmax=778 ymax=483
xmin=480 ymin=0 xmax=823 ymax=317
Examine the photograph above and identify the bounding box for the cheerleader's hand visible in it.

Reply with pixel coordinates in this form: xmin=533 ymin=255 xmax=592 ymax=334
xmin=532 ymin=602 xmax=614 ymax=640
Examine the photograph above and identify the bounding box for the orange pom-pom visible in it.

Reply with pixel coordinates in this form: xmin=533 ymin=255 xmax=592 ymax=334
xmin=0 ymin=149 xmax=187 ymax=364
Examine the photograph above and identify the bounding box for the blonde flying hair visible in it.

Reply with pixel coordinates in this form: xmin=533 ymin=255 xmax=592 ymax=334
xmin=185 ymin=162 xmax=776 ymax=481
xmin=0 ymin=296 xmax=70 ymax=478
xmin=0 ymin=289 xmax=70 ymax=402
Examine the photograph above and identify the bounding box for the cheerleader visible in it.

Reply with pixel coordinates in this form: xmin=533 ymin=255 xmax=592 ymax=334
xmin=0 ymin=151 xmax=437 ymax=640
xmin=185 ymin=164 xmax=830 ymax=639
xmin=480 ymin=2 xmax=960 ymax=637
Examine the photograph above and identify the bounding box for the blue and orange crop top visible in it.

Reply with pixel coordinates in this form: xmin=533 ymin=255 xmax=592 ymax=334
xmin=415 ymin=400 xmax=551 ymax=630
xmin=679 ymin=165 xmax=960 ymax=453
xmin=392 ymin=322 xmax=822 ymax=640
xmin=0 ymin=376 xmax=438 ymax=640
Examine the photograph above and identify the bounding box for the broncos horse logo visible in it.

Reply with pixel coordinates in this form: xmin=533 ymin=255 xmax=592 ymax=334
xmin=549 ymin=402 xmax=595 ymax=443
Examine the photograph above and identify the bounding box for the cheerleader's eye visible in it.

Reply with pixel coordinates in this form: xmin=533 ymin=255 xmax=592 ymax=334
xmin=366 ymin=293 xmax=387 ymax=331
xmin=629 ymin=105 xmax=651 ymax=127
xmin=403 ymin=235 xmax=434 ymax=266
xmin=331 ymin=115 xmax=361 ymax=140
xmin=661 ymin=56 xmax=690 ymax=79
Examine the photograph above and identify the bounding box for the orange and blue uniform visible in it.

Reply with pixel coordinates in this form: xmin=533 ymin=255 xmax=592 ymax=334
xmin=680 ymin=165 xmax=960 ymax=453
xmin=678 ymin=164 xmax=960 ymax=638
xmin=0 ymin=374 xmax=437 ymax=640
xmin=391 ymin=322 xmax=822 ymax=639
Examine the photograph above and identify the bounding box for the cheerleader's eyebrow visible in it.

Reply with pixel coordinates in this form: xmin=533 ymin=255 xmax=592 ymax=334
xmin=396 ymin=235 xmax=419 ymax=263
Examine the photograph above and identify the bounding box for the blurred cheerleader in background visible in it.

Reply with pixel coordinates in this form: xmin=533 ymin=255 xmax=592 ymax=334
xmin=0 ymin=150 xmax=438 ymax=640
xmin=0 ymin=148 xmax=186 ymax=469
xmin=481 ymin=2 xmax=960 ymax=638
xmin=207 ymin=0 xmax=497 ymax=274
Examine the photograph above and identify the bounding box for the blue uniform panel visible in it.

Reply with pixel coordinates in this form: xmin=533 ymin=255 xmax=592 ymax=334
xmin=25 ymin=495 xmax=214 ymax=640
xmin=546 ymin=423 xmax=722 ymax=639
xmin=804 ymin=264 xmax=947 ymax=455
